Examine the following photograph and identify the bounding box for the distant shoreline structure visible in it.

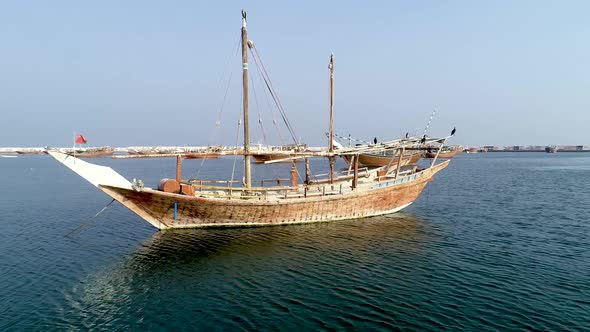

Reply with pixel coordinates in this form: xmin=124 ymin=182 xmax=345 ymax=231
xmin=3 ymin=145 xmax=590 ymax=155
xmin=469 ymin=145 xmax=590 ymax=153
xmin=486 ymin=149 xmax=590 ymax=152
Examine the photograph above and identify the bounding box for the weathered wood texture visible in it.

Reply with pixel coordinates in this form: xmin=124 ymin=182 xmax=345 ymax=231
xmin=99 ymin=161 xmax=448 ymax=229
xmin=343 ymin=152 xmax=422 ymax=168
xmin=251 ymin=153 xmax=298 ymax=163
xmin=424 ymin=150 xmax=458 ymax=159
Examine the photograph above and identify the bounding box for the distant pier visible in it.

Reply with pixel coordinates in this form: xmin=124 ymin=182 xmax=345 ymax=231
xmin=468 ymin=145 xmax=590 ymax=153
xmin=3 ymin=145 xmax=590 ymax=158
xmin=0 ymin=146 xmax=324 ymax=158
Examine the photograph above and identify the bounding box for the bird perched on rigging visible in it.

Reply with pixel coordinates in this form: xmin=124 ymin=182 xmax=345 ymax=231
xmin=420 ymin=135 xmax=427 ymax=144
xmin=451 ymin=127 xmax=456 ymax=136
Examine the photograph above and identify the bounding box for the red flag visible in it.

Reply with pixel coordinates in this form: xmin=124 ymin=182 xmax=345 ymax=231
xmin=75 ymin=134 xmax=87 ymax=144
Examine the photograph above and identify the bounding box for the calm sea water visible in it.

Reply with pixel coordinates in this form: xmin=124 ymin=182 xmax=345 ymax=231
xmin=0 ymin=153 xmax=589 ymax=331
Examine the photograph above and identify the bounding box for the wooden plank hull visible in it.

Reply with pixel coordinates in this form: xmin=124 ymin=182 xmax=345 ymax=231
xmin=16 ymin=150 xmax=46 ymax=155
xmin=68 ymin=151 xmax=114 ymax=158
xmin=55 ymin=147 xmax=115 ymax=158
xmin=343 ymin=152 xmax=421 ymax=168
xmin=183 ymin=153 xmax=220 ymax=159
xmin=98 ymin=161 xmax=447 ymax=229
xmin=424 ymin=151 xmax=458 ymax=159
xmin=252 ymin=154 xmax=297 ymax=163
xmin=47 ymin=150 xmax=449 ymax=231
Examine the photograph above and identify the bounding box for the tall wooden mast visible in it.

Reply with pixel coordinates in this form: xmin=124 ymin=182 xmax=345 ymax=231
xmin=242 ymin=10 xmax=252 ymax=189
xmin=328 ymin=53 xmax=335 ymax=185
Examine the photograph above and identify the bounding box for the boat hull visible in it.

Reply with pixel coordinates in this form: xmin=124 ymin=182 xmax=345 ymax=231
xmin=183 ymin=153 xmax=220 ymax=159
xmin=424 ymin=151 xmax=458 ymax=159
xmin=343 ymin=152 xmax=421 ymax=168
xmin=60 ymin=147 xmax=115 ymax=158
xmin=98 ymin=161 xmax=447 ymax=229
xmin=48 ymin=150 xmax=448 ymax=230
xmin=69 ymin=151 xmax=114 ymax=158
xmin=252 ymin=154 xmax=297 ymax=163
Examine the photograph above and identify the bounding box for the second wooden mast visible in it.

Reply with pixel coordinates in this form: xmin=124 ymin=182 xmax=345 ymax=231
xmin=241 ymin=10 xmax=252 ymax=190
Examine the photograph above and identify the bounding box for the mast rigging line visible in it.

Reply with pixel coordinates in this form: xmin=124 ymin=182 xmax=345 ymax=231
xmin=423 ymin=108 xmax=437 ymax=137
xmin=63 ymin=199 xmax=116 ymax=237
xmin=195 ymin=36 xmax=241 ymax=179
xmin=331 ymin=132 xmax=372 ymax=145
xmin=256 ymin=62 xmax=286 ymax=145
xmin=249 ymin=71 xmax=268 ymax=144
xmin=249 ymin=46 xmax=299 ymax=144
xmin=211 ymin=36 xmax=242 ymax=141
xmin=230 ymin=108 xmax=243 ymax=188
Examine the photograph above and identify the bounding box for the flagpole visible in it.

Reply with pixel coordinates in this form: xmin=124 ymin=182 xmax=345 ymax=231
xmin=73 ymin=131 xmax=76 ymax=157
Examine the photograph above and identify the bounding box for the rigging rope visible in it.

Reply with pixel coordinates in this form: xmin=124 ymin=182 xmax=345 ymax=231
xmin=255 ymin=63 xmax=285 ymax=145
xmin=250 ymin=46 xmax=299 ymax=144
xmin=230 ymin=84 xmax=247 ymax=187
xmin=195 ymin=36 xmax=241 ymax=180
xmin=209 ymin=36 xmax=241 ymax=145
xmin=63 ymin=199 xmax=116 ymax=237
xmin=249 ymin=72 xmax=268 ymax=144
xmin=230 ymin=114 xmax=242 ymax=188
xmin=331 ymin=132 xmax=371 ymax=145
xmin=423 ymin=108 xmax=436 ymax=137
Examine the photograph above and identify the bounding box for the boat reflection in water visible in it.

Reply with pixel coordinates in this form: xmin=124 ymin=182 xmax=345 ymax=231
xmin=60 ymin=213 xmax=434 ymax=329
xmin=134 ymin=212 xmax=431 ymax=265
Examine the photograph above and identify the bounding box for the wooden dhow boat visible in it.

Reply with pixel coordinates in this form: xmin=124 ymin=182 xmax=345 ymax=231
xmin=424 ymin=149 xmax=458 ymax=159
xmin=424 ymin=145 xmax=461 ymax=159
xmin=183 ymin=152 xmax=221 ymax=159
xmin=251 ymin=144 xmax=307 ymax=163
xmin=342 ymin=149 xmax=423 ymax=168
xmin=545 ymin=146 xmax=557 ymax=153
xmin=48 ymin=11 xmax=451 ymax=230
xmin=59 ymin=146 xmax=115 ymax=158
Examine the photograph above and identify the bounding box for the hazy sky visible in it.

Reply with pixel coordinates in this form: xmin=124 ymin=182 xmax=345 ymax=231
xmin=1 ymin=1 xmax=589 ymax=147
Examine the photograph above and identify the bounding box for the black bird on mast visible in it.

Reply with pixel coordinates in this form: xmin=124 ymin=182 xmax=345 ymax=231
xmin=451 ymin=127 xmax=456 ymax=136
xmin=420 ymin=135 xmax=427 ymax=144
xmin=405 ymin=132 xmax=409 ymax=138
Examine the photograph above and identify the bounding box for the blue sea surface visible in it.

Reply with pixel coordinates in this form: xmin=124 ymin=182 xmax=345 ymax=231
xmin=0 ymin=153 xmax=589 ymax=330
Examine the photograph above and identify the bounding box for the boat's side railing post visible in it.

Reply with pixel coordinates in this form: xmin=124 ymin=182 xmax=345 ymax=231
xmin=394 ymin=147 xmax=404 ymax=179
xmin=176 ymin=155 xmax=182 ymax=184
xmin=346 ymin=155 xmax=353 ymax=175
xmin=290 ymin=162 xmax=298 ymax=192
xmin=430 ymin=138 xmax=447 ymax=168
xmin=352 ymin=154 xmax=359 ymax=189
xmin=305 ymin=158 xmax=311 ymax=185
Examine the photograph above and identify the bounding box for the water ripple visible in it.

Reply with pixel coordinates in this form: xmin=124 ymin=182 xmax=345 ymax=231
xmin=1 ymin=154 xmax=590 ymax=330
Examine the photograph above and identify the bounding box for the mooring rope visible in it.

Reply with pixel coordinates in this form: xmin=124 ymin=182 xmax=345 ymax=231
xmin=63 ymin=199 xmax=116 ymax=237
